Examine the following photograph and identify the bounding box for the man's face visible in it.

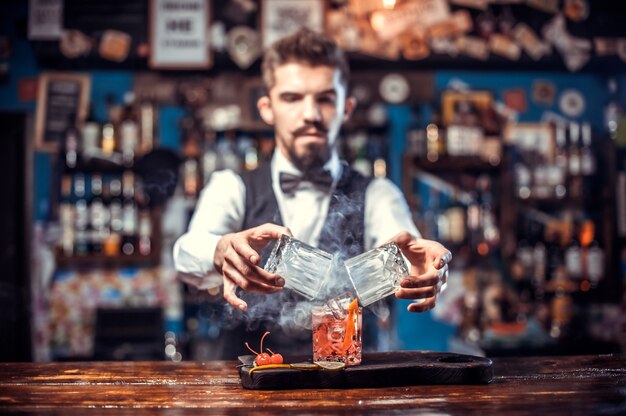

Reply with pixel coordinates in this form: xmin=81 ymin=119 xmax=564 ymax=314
xmin=258 ymin=63 xmax=355 ymax=172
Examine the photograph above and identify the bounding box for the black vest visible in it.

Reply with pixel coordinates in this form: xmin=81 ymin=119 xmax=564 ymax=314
xmin=240 ymin=162 xmax=373 ymax=259
xmin=219 ymin=162 xmax=376 ymax=358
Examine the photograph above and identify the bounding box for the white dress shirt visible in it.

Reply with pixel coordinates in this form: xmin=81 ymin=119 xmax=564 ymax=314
xmin=173 ymin=149 xmax=420 ymax=281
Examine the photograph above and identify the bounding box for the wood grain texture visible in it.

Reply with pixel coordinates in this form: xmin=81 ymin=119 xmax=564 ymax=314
xmin=0 ymin=354 xmax=624 ymax=415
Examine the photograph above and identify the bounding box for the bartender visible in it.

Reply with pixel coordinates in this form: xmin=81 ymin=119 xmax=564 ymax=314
xmin=173 ymin=28 xmax=452 ymax=357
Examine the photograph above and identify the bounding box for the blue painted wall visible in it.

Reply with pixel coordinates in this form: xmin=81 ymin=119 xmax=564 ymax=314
xmin=435 ymin=71 xmax=609 ymax=130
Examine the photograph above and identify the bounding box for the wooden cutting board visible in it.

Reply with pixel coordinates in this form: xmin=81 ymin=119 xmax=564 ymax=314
xmin=239 ymin=351 xmax=493 ymax=390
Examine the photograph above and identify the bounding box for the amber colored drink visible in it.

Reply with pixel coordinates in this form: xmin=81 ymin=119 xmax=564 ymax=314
xmin=311 ymin=302 xmax=362 ymax=366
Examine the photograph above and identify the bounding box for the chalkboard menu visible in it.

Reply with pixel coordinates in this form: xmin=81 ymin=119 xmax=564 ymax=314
xmin=35 ymin=72 xmax=90 ymax=151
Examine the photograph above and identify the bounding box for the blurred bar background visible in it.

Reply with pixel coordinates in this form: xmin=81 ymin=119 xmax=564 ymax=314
xmin=1 ymin=0 xmax=625 ymax=362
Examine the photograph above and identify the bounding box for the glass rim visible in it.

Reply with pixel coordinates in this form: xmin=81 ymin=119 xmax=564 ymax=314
xmin=311 ymin=305 xmax=363 ymax=314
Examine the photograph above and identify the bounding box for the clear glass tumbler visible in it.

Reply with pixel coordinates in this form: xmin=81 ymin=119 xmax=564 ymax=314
xmin=311 ymin=304 xmax=362 ymax=366
xmin=264 ymin=234 xmax=333 ymax=300
xmin=344 ymin=242 xmax=409 ymax=307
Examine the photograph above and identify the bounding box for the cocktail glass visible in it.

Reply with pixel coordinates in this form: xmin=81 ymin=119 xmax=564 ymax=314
xmin=264 ymin=234 xmax=333 ymax=300
xmin=344 ymin=242 xmax=409 ymax=307
xmin=311 ymin=299 xmax=362 ymax=366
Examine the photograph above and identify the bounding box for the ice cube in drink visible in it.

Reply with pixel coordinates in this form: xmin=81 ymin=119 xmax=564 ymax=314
xmin=311 ymin=298 xmax=362 ymax=366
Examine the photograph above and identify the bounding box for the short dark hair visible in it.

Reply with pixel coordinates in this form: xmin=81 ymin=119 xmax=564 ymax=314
xmin=261 ymin=27 xmax=350 ymax=90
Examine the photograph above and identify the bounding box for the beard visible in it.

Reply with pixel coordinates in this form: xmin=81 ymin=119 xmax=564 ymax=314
xmin=286 ymin=122 xmax=333 ymax=173
xmin=287 ymin=142 xmax=331 ymax=173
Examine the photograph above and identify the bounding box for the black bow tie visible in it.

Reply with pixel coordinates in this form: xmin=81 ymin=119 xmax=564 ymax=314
xmin=279 ymin=169 xmax=334 ymax=194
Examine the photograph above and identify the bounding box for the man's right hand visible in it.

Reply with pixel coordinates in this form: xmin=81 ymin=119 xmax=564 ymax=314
xmin=214 ymin=223 xmax=292 ymax=311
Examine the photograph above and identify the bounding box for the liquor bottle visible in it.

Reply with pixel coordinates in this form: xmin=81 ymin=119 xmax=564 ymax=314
xmin=568 ymin=122 xmax=581 ymax=174
xmin=577 ymin=218 xmax=594 ymax=288
xmin=604 ymin=77 xmax=622 ymax=141
xmin=532 ymin=136 xmax=550 ymax=199
xmin=520 ymin=218 xmax=546 ymax=297
xmin=139 ymin=99 xmax=156 ymax=155
xmin=89 ymin=174 xmax=106 ymax=255
xmin=349 ymin=131 xmax=372 ymax=177
xmin=373 ymin=158 xmax=387 ymax=178
xmin=81 ymin=105 xmax=100 ymax=160
xmin=586 ymin=241 xmax=604 ymax=287
xmin=202 ymin=131 xmax=218 ymax=184
xmin=120 ymin=92 xmax=139 ymax=167
xmin=138 ymin=210 xmax=152 ymax=256
xmin=564 ymin=238 xmax=582 ymax=280
xmin=59 ymin=175 xmax=74 ymax=256
xmin=568 ymin=122 xmax=583 ymax=199
xmin=91 ymin=173 xmax=103 ymax=197
xmin=554 ymin=122 xmax=568 ymax=199
xmin=514 ymin=162 xmax=532 ymax=199
xmin=550 ymin=283 xmax=573 ymax=339
xmin=426 ymin=123 xmax=442 ymax=162
xmin=183 ymin=158 xmax=200 ymax=199
xmin=369 ymin=134 xmax=387 ymax=178
xmin=220 ymin=131 xmax=242 ymax=172
xmin=422 ymin=187 xmax=440 ymax=241
xmin=532 ymin=240 xmax=546 ymax=297
xmin=64 ymin=120 xmax=79 ymax=170
xmin=244 ymin=144 xmax=259 ymax=172
xmin=73 ymin=174 xmax=89 ymax=256
xmin=446 ymin=196 xmax=465 ymax=244
xmin=104 ymin=176 xmax=123 ymax=256
xmin=436 ymin=208 xmax=451 ymax=242
xmin=580 ymin=122 xmax=596 ymax=176
xmin=478 ymin=175 xmax=499 ymax=248
xmin=580 ymin=122 xmax=596 ymax=199
xmin=544 ymin=228 xmax=563 ymax=284
xmin=181 ymin=119 xmax=202 ymax=199
xmin=466 ymin=193 xmax=481 ymax=250
xmin=121 ymin=171 xmax=137 ymax=255
xmin=406 ymin=128 xmax=426 ymax=158
xmin=237 ymin=135 xmax=258 ymax=172
xmin=101 ymin=122 xmax=116 ymax=156
xmin=134 ymin=172 xmax=152 ymax=257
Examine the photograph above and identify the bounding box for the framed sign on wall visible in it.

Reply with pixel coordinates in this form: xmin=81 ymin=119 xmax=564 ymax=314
xmin=261 ymin=0 xmax=325 ymax=48
xmin=149 ymin=0 xmax=212 ymax=69
xmin=34 ymin=72 xmax=90 ymax=152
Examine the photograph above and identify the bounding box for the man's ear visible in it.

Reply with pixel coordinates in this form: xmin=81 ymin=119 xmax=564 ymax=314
xmin=343 ymin=96 xmax=357 ymax=123
xmin=257 ymin=95 xmax=274 ymax=125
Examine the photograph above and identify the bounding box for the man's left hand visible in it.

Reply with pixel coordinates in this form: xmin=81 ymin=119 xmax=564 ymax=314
xmin=389 ymin=231 xmax=452 ymax=313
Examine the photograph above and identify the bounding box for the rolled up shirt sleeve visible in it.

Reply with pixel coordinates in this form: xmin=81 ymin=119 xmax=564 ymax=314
xmin=172 ymin=170 xmax=245 ymax=277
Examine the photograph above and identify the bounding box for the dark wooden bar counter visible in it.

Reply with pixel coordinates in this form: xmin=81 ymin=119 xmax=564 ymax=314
xmin=1 ymin=354 xmax=624 ymax=415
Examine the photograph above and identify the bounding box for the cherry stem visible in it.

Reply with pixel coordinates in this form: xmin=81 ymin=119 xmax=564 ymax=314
xmin=244 ymin=342 xmax=258 ymax=356
xmin=266 ymin=348 xmax=275 ymax=355
xmin=259 ymin=331 xmax=270 ymax=354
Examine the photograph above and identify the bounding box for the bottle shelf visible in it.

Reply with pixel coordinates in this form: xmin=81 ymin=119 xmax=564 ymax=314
xmin=407 ymin=155 xmax=501 ymax=173
xmin=512 ymin=195 xmax=608 ymax=208
xmin=403 ymin=119 xmax=618 ymax=355
xmin=65 ymin=157 xmax=136 ymax=174
xmin=54 ymin=249 xmax=160 ymax=269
